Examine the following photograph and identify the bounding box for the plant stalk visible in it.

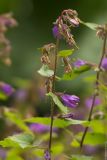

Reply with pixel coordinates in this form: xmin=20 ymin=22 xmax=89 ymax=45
xmin=48 ymin=38 xmax=59 ymax=154
xmin=80 ymin=34 xmax=107 ymax=149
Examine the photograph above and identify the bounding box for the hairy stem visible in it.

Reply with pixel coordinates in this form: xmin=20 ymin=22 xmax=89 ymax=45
xmin=80 ymin=34 xmax=107 ymax=149
xmin=49 ymin=38 xmax=59 ymax=154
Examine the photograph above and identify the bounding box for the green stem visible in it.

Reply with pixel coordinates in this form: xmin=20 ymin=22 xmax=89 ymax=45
xmin=80 ymin=34 xmax=107 ymax=150
xmin=48 ymin=39 xmax=59 ymax=154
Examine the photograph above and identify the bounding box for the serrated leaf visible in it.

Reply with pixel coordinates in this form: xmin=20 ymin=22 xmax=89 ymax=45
xmin=38 ymin=64 xmax=54 ymax=77
xmin=25 ymin=117 xmax=88 ymax=128
xmin=47 ymin=92 xmax=68 ymax=113
xmin=62 ymin=64 xmax=91 ymax=80
xmin=80 ymin=21 xmax=98 ymax=30
xmin=71 ymin=155 xmax=93 ymax=160
xmin=58 ymin=49 xmax=74 ymax=57
xmin=0 ymin=133 xmax=34 ymax=149
xmin=4 ymin=109 xmax=32 ymax=133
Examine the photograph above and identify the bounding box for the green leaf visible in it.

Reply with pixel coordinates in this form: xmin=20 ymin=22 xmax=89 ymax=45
xmin=6 ymin=148 xmax=24 ymax=160
xmin=0 ymin=92 xmax=8 ymax=100
xmin=25 ymin=117 xmax=88 ymax=128
xmin=47 ymin=92 xmax=68 ymax=113
xmin=0 ymin=133 xmax=34 ymax=149
xmin=58 ymin=49 xmax=74 ymax=57
xmin=80 ymin=21 xmax=98 ymax=30
xmin=38 ymin=64 xmax=54 ymax=77
xmin=71 ymin=155 xmax=93 ymax=160
xmin=89 ymin=120 xmax=106 ymax=134
xmin=52 ymin=143 xmax=64 ymax=155
xmin=62 ymin=64 xmax=91 ymax=80
xmin=4 ymin=109 xmax=32 ymax=133
xmin=77 ymin=132 xmax=106 ymax=146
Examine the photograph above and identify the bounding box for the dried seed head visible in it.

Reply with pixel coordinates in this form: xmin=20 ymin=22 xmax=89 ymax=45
xmin=45 ymin=77 xmax=53 ymax=93
xmin=96 ymin=24 xmax=107 ymax=39
xmin=63 ymin=57 xmax=72 ymax=73
xmin=53 ymin=9 xmax=79 ymax=48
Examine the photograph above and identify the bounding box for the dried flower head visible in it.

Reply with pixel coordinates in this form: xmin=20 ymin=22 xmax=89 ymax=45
xmin=40 ymin=43 xmax=56 ymax=65
xmin=52 ymin=9 xmax=80 ymax=48
xmin=0 ymin=13 xmax=17 ymax=65
xmin=96 ymin=24 xmax=107 ymax=39
xmin=63 ymin=57 xmax=72 ymax=73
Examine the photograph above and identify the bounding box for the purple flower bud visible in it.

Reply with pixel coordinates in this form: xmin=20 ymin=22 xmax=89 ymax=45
xmin=69 ymin=18 xmax=79 ymax=27
xmin=52 ymin=25 xmax=62 ymax=39
xmin=44 ymin=150 xmax=51 ymax=160
xmin=0 ymin=83 xmax=13 ymax=96
xmin=61 ymin=94 xmax=80 ymax=108
xmin=102 ymin=58 xmax=107 ymax=70
xmin=85 ymin=97 xmax=101 ymax=108
xmin=73 ymin=59 xmax=86 ymax=68
xmin=61 ymin=113 xmax=74 ymax=119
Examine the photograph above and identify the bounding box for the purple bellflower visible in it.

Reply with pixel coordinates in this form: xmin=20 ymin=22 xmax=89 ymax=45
xmin=0 ymin=82 xmax=14 ymax=96
xmin=73 ymin=59 xmax=86 ymax=68
xmin=61 ymin=94 xmax=80 ymax=108
xmin=85 ymin=96 xmax=101 ymax=108
xmin=52 ymin=25 xmax=62 ymax=39
xmin=29 ymin=123 xmax=57 ymax=133
xmin=102 ymin=57 xmax=107 ymax=70
xmin=44 ymin=150 xmax=51 ymax=160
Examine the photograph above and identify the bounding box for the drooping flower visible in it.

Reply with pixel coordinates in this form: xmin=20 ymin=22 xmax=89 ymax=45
xmin=101 ymin=57 xmax=107 ymax=70
xmin=44 ymin=150 xmax=51 ymax=160
xmin=85 ymin=96 xmax=101 ymax=108
xmin=61 ymin=94 xmax=80 ymax=108
xmin=0 ymin=82 xmax=14 ymax=96
xmin=52 ymin=25 xmax=62 ymax=39
xmin=73 ymin=59 xmax=86 ymax=68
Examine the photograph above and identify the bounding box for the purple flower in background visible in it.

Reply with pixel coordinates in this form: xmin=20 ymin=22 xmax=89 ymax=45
xmin=29 ymin=123 xmax=49 ymax=133
xmin=15 ymin=89 xmax=27 ymax=102
xmin=44 ymin=150 xmax=51 ymax=160
xmin=0 ymin=83 xmax=14 ymax=96
xmin=102 ymin=58 xmax=107 ymax=70
xmin=52 ymin=25 xmax=62 ymax=39
xmin=85 ymin=97 xmax=101 ymax=108
xmin=29 ymin=123 xmax=57 ymax=133
xmin=0 ymin=148 xmax=6 ymax=160
xmin=61 ymin=94 xmax=80 ymax=108
xmin=73 ymin=59 xmax=86 ymax=68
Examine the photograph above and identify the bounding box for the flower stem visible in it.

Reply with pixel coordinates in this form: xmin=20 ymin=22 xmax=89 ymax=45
xmin=80 ymin=34 xmax=107 ymax=150
xmin=48 ymin=38 xmax=59 ymax=154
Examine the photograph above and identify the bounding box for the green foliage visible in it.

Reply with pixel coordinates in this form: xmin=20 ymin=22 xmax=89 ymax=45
xmin=62 ymin=64 xmax=92 ymax=80
xmin=38 ymin=64 xmax=54 ymax=77
xmin=70 ymin=155 xmax=93 ymax=160
xmin=0 ymin=133 xmax=34 ymax=149
xmin=77 ymin=132 xmax=106 ymax=146
xmin=25 ymin=117 xmax=88 ymax=128
xmin=0 ymin=92 xmax=8 ymax=100
xmin=4 ymin=109 xmax=32 ymax=133
xmin=80 ymin=21 xmax=98 ymax=30
xmin=58 ymin=49 xmax=74 ymax=57
xmin=6 ymin=149 xmax=24 ymax=160
xmin=47 ymin=92 xmax=68 ymax=113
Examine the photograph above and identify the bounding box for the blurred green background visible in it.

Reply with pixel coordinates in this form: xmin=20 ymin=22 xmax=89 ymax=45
xmin=0 ymin=0 xmax=107 ymax=86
